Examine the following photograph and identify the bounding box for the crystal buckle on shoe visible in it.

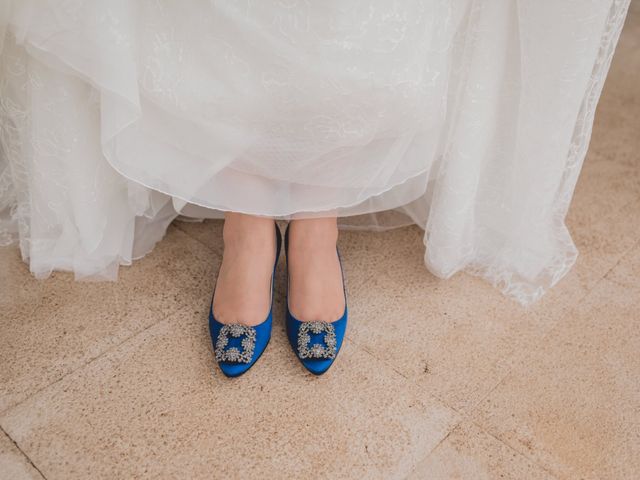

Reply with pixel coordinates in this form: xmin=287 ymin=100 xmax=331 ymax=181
xmin=297 ymin=321 xmax=337 ymax=359
xmin=215 ymin=324 xmax=256 ymax=364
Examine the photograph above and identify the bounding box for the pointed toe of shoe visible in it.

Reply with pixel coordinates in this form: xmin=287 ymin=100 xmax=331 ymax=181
xmin=300 ymin=358 xmax=335 ymax=375
xmin=286 ymin=311 xmax=347 ymax=375
xmin=218 ymin=361 xmax=255 ymax=378
xmin=209 ymin=313 xmax=272 ymax=378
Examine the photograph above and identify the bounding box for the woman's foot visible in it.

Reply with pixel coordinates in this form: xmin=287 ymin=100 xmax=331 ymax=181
xmin=212 ymin=213 xmax=277 ymax=326
xmin=286 ymin=217 xmax=345 ymax=322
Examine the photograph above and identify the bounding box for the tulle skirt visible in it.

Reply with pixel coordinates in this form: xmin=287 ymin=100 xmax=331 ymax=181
xmin=0 ymin=0 xmax=630 ymax=304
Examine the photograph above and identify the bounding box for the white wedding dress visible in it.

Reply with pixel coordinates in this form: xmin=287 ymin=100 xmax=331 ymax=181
xmin=0 ymin=0 xmax=630 ymax=304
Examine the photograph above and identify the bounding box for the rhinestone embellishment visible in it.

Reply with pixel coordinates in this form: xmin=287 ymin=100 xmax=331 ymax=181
xmin=297 ymin=321 xmax=337 ymax=359
xmin=215 ymin=324 xmax=256 ymax=364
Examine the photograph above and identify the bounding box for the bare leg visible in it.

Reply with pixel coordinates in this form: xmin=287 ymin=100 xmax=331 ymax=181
xmin=212 ymin=212 xmax=276 ymax=326
xmin=287 ymin=217 xmax=345 ymax=322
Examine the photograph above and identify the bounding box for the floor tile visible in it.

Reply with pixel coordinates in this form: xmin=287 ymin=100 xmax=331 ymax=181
xmin=173 ymin=218 xmax=224 ymax=256
xmin=0 ymin=430 xmax=44 ymax=480
xmin=605 ymin=238 xmax=640 ymax=288
xmin=568 ymin=147 xmax=639 ymax=232
xmin=594 ymin=2 xmax=640 ymax=109
xmin=0 ymin=226 xmax=217 ymax=413
xmin=568 ymin=197 xmax=640 ymax=278
xmin=0 ymin=247 xmax=46 ymax=335
xmin=406 ymin=420 xmax=556 ymax=480
xmin=470 ymin=276 xmax=640 ymax=479
xmin=339 ymin=222 xmax=596 ymax=414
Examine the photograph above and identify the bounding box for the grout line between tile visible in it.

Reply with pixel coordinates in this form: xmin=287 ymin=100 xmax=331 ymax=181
xmin=462 ymin=257 xmax=619 ymax=419
xmin=353 ymin=344 xmax=466 ymax=480
xmin=347 ymin=332 xmax=466 ymax=422
xmin=344 ymin=332 xmax=409 ymax=379
xmin=353 ymin=340 xmax=456 ymax=417
xmin=454 ymin=266 xmax=629 ymax=479
xmin=172 ymin=220 xmax=220 ymax=253
xmin=1 ymin=224 xmax=213 ymax=418
xmin=0 ymin=309 xmax=179 ymax=419
xmin=1 ymin=425 xmax=48 ymax=480
xmin=602 ymin=236 xmax=640 ymax=287
xmin=468 ymin=417 xmax=562 ymax=480
xmin=400 ymin=422 xmax=462 ymax=480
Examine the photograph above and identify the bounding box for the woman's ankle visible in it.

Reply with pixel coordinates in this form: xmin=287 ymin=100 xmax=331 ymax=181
xmin=288 ymin=217 xmax=338 ymax=250
xmin=223 ymin=213 xmax=275 ymax=248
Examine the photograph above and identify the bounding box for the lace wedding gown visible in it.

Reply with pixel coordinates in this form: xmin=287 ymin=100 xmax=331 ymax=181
xmin=0 ymin=0 xmax=630 ymax=304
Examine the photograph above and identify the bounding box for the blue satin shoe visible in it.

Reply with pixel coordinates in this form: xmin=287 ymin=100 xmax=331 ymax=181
xmin=284 ymin=224 xmax=348 ymax=376
xmin=209 ymin=223 xmax=282 ymax=378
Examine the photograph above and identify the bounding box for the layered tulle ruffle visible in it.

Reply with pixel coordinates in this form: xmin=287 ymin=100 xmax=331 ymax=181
xmin=0 ymin=0 xmax=630 ymax=304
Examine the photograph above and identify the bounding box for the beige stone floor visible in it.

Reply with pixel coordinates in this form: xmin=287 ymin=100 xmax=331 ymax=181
xmin=1 ymin=6 xmax=639 ymax=480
